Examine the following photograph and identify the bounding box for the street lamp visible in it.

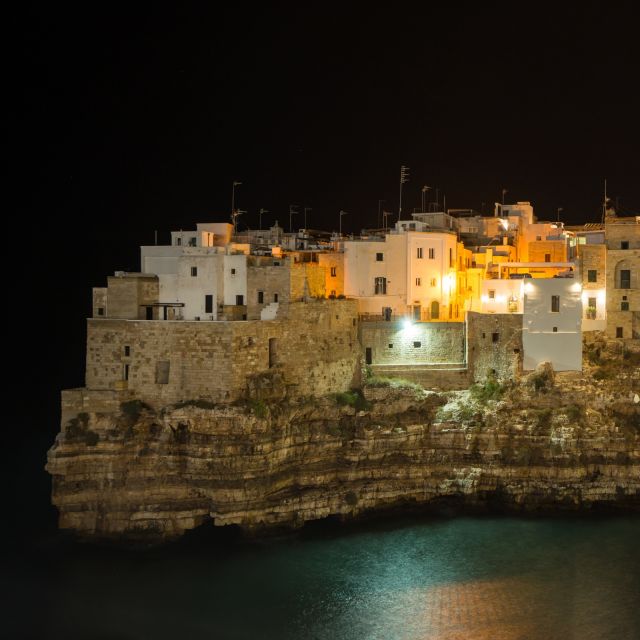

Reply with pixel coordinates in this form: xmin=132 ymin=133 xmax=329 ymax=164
xmin=501 ymin=188 xmax=508 ymax=205
xmin=339 ymin=210 xmax=349 ymax=236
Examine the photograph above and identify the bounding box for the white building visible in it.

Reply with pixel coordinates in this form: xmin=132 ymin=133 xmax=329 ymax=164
xmin=522 ymin=278 xmax=582 ymax=371
xmin=343 ymin=219 xmax=460 ymax=320
xmin=140 ymin=222 xmax=249 ymax=320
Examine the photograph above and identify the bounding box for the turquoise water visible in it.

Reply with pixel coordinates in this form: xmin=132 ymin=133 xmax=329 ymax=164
xmin=9 ymin=515 xmax=640 ymax=639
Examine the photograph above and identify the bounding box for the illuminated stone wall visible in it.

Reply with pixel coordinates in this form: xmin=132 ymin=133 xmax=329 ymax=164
xmin=359 ymin=321 xmax=465 ymax=366
xmin=466 ymin=311 xmax=522 ymax=382
xmin=85 ymin=299 xmax=360 ymax=407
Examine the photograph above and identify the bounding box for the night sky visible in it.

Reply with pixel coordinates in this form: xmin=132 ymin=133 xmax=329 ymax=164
xmin=10 ymin=3 xmax=640 ymax=532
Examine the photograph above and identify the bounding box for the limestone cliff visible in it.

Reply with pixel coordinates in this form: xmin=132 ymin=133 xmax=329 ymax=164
xmin=47 ymin=345 xmax=640 ymax=541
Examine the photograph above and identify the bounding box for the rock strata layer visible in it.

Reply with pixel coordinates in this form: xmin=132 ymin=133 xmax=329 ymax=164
xmin=47 ymin=365 xmax=640 ymax=541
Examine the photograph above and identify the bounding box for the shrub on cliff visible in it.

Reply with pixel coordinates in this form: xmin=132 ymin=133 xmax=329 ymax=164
xmin=470 ymin=375 xmax=504 ymax=403
xmin=334 ymin=390 xmax=371 ymax=412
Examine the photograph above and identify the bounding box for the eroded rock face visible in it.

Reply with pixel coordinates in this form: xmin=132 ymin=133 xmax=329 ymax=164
xmin=46 ymin=367 xmax=640 ymax=542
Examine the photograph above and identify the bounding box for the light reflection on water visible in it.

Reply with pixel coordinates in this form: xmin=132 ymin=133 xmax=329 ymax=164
xmin=8 ymin=515 xmax=640 ymax=639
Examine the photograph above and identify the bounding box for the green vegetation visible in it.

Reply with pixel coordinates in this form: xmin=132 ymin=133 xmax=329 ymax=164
xmin=365 ymin=375 xmax=424 ymax=393
xmin=170 ymin=399 xmax=217 ymax=410
xmin=564 ymin=404 xmax=584 ymax=424
xmin=334 ymin=390 xmax=372 ymax=412
xmin=248 ymin=399 xmax=268 ymax=419
xmin=469 ymin=375 xmax=504 ymax=403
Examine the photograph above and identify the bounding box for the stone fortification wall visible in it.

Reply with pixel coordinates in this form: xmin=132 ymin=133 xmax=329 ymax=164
xmin=85 ymin=299 xmax=360 ymax=407
xmin=359 ymin=321 xmax=465 ymax=366
xmin=467 ymin=312 xmax=522 ymax=382
xmin=246 ymin=263 xmax=290 ymax=320
xmin=105 ymin=275 xmax=159 ymax=320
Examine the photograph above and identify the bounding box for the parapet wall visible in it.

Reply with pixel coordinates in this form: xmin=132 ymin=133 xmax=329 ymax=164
xmin=85 ymin=299 xmax=361 ymax=407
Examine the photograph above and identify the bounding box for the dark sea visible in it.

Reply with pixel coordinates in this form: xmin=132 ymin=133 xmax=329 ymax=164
xmin=6 ymin=514 xmax=640 ymax=640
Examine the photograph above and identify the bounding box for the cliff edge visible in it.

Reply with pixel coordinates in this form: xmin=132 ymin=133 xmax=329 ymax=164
xmin=46 ymin=342 xmax=640 ymax=542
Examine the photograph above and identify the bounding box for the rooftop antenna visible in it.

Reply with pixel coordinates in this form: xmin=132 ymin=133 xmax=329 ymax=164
xmin=501 ymin=188 xmax=508 ymax=205
xmin=601 ymin=179 xmax=607 ymax=223
xmin=154 ymin=230 xmax=158 ymax=246
xmin=398 ymin=165 xmax=410 ymax=221
xmin=304 ymin=206 xmax=312 ymax=230
xmin=289 ymin=204 xmax=299 ymax=233
xmin=259 ymin=208 xmax=269 ymax=229
xmin=556 ymin=207 xmax=563 ymax=223
xmin=339 ymin=210 xmax=349 ymax=237
xmin=382 ymin=210 xmax=393 ymax=233
xmin=378 ymin=199 xmax=384 ymax=228
xmin=231 ymin=180 xmax=242 ymax=225
xmin=421 ymin=186 xmax=431 ymax=213
xmin=231 ymin=209 xmax=245 ymax=234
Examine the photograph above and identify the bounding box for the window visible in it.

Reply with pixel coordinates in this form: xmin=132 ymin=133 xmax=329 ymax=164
xmin=621 ymin=301 xmax=630 ymax=311
xmin=620 ymin=269 xmax=631 ymax=289
xmin=205 ymin=295 xmax=213 ymax=313
xmin=536 ymin=236 xmax=542 ymax=241
xmin=488 ymin=289 xmax=495 ymax=299
xmin=236 ymin=295 xmax=244 ymax=306
xmin=616 ymin=327 xmax=624 ymax=338
xmin=449 ymin=248 xmax=454 ymax=267
xmin=544 ymin=253 xmax=551 ymax=263
xmin=492 ymin=332 xmax=499 ymax=343
xmin=155 ymin=361 xmax=170 ymax=384
xmin=388 ymin=344 xmax=393 ymax=349
xmin=374 ymin=277 xmax=387 ymax=295
xmin=415 ymin=277 xmax=421 ymax=286
xmin=428 ymin=248 xmax=435 ymax=259
xmin=176 ymin=237 xmax=182 ymax=246
xmin=430 ymin=278 xmax=436 ymax=287
xmin=330 ymin=290 xmax=336 ymax=296
xmin=97 ymin=307 xmax=104 ymax=316
xmin=413 ymin=341 xmax=421 ymax=348
xmin=231 ymin=268 xmax=236 ymax=275
xmin=274 ymin=293 xmax=279 ymax=302
xmin=376 ymin=252 xmax=384 ymax=262
xmin=330 ymin=267 xmax=337 ymax=277
xmin=587 ymin=270 xmax=597 ymax=283
xmin=552 ymin=327 xmax=558 ymax=333
xmin=123 ymin=364 xmax=129 ymax=381
xmin=417 ymin=247 xmax=423 ymax=259
xmin=621 ymin=241 xmax=629 ymax=250
xmin=551 ymin=295 xmax=560 ymax=312
xmin=191 ymin=266 xmax=198 ymax=277
xmin=188 ymin=237 xmax=196 ymax=246
xmin=258 ymin=291 xmax=264 ymax=304
xmin=124 ymin=346 xmax=130 ymax=357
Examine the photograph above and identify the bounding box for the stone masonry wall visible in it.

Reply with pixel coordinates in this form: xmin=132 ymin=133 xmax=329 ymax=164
xmin=359 ymin=321 xmax=465 ymax=366
xmin=85 ymin=299 xmax=361 ymax=407
xmin=606 ymin=248 xmax=640 ymax=340
xmin=467 ymin=311 xmax=522 ymax=382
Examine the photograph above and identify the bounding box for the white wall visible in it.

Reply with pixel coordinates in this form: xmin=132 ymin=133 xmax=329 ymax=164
xmin=523 ymin=279 xmax=582 ymax=371
xmin=223 ymin=254 xmax=248 ymax=306
xmin=343 ymin=230 xmax=458 ymax=318
xmin=481 ymin=280 xmax=524 ymax=314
